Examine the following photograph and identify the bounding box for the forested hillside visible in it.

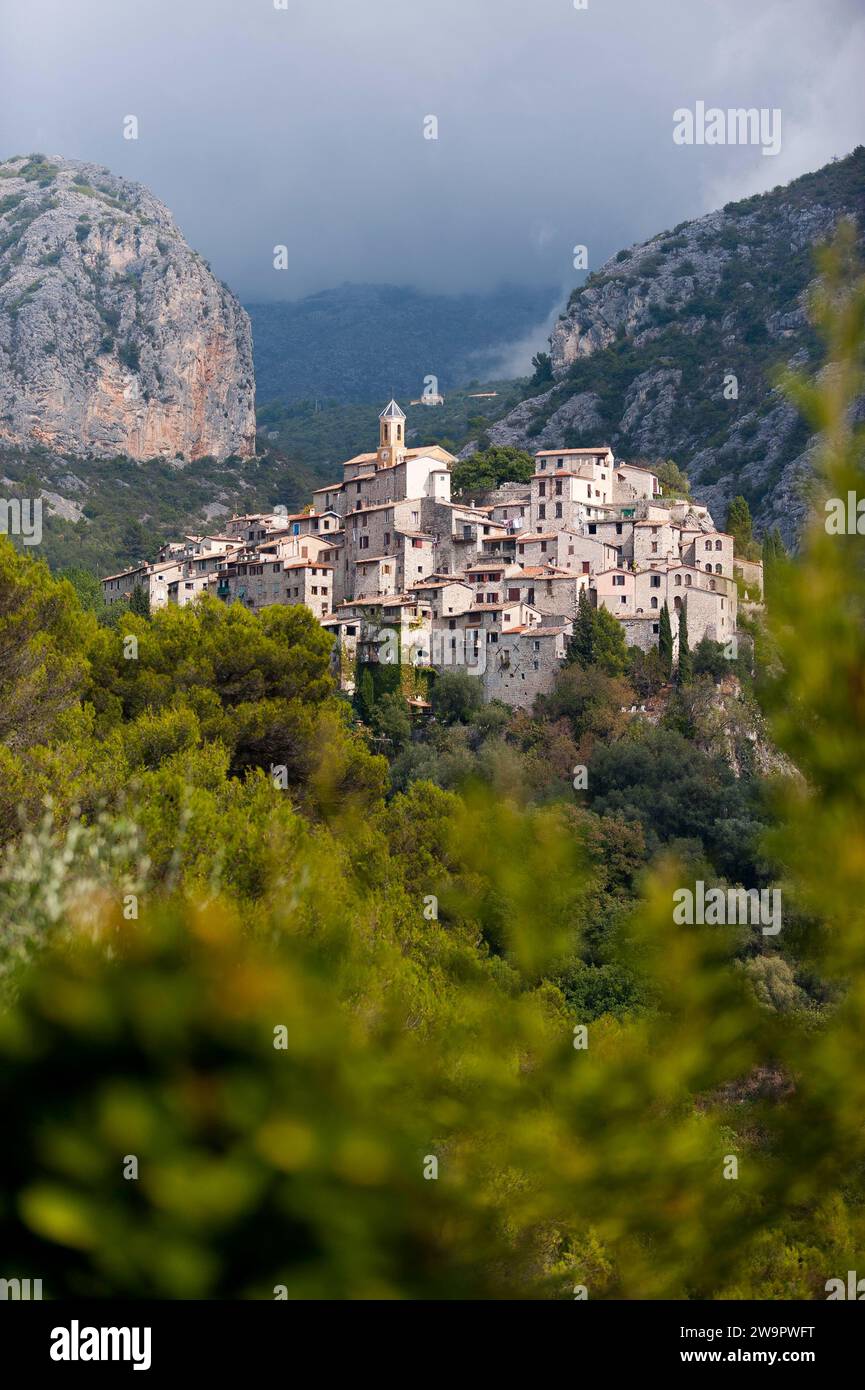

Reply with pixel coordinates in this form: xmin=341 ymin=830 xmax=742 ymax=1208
xmin=248 ymin=282 xmax=557 ymax=406
xmin=0 ymin=444 xmax=321 ymax=576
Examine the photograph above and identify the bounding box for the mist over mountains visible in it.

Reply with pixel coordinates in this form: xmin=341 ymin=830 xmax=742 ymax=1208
xmin=247 ymin=283 xmax=559 ymax=407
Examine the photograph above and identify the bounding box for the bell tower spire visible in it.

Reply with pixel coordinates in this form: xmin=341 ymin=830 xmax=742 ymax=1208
xmin=378 ymin=398 xmax=406 ymax=467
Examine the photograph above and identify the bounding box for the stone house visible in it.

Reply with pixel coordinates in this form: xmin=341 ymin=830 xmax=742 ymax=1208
xmin=482 ymin=622 xmax=572 ymax=704
xmin=101 ymin=563 xmax=151 ymax=605
xmin=214 ymin=554 xmax=334 ymax=618
xmin=595 ymin=566 xmax=638 ymax=616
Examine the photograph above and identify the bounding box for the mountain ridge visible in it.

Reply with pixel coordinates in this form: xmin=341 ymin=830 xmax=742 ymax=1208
xmin=474 ymin=147 xmax=865 ymax=543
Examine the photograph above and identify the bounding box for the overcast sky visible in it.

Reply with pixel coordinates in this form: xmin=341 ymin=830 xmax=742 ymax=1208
xmin=1 ymin=0 xmax=863 ymax=303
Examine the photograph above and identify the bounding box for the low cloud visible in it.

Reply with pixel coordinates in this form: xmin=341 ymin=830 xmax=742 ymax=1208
xmin=1 ymin=0 xmax=861 ymax=299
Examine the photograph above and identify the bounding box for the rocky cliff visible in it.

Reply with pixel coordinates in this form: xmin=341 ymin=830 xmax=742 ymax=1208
xmin=477 ymin=148 xmax=865 ymax=544
xmin=0 ymin=155 xmax=255 ymax=461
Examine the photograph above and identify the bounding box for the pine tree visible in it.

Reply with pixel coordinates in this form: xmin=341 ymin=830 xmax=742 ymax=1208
xmin=676 ymin=599 xmax=692 ymax=684
xmin=567 ymin=587 xmax=595 ymax=667
xmin=658 ymin=600 xmax=673 ymax=678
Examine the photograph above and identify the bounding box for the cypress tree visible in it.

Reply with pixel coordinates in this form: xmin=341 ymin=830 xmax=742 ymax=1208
xmin=128 ymin=584 xmax=151 ymax=619
xmin=676 ymin=599 xmax=693 ymax=684
xmin=763 ymin=526 xmax=787 ymax=602
xmin=356 ymin=667 xmax=375 ymax=724
xmin=658 ymin=600 xmax=673 ymax=679
xmin=726 ymin=495 xmax=753 ymax=551
xmin=567 ymin=587 xmax=595 ymax=667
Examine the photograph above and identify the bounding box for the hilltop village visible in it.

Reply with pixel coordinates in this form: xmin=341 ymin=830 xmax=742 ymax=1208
xmin=101 ymin=401 xmax=762 ymax=707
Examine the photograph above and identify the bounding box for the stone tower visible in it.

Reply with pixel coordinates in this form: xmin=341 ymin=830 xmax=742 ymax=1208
xmin=377 ymin=399 xmax=406 ymax=468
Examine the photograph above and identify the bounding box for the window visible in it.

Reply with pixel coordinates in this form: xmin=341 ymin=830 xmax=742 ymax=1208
xmin=538 ymin=481 xmax=546 ymax=497
xmin=582 ymin=561 xmax=590 ymax=574
xmin=705 ymin=540 xmax=712 ymax=551
xmin=651 ymin=596 xmax=658 ymax=609
xmin=555 ymin=479 xmax=563 ymax=495
xmin=508 ymin=587 xmax=520 ymax=601
xmin=555 ymin=503 xmax=563 ymax=518
xmin=709 ymin=579 xmax=716 ymax=590
xmin=674 ymin=574 xmax=682 ymax=586
xmin=588 ymin=524 xmax=597 ymax=535
xmin=613 ymin=574 xmax=625 ymax=587
xmin=538 ymin=504 xmax=546 ymax=519
xmin=652 ymin=623 xmax=659 ymax=634
xmin=650 ymin=575 xmax=661 ymax=588
xmin=621 ymin=595 xmax=627 ymax=605
xmin=616 ymin=523 xmax=622 ymax=534
xmin=715 ymin=539 xmax=722 ymax=550
xmin=706 ymin=563 xmax=712 ymax=572
xmin=383 ymin=532 xmax=390 ymax=546
xmin=533 ymin=640 xmax=540 ymax=652
xmin=685 ymin=574 xmax=692 ymax=586
xmin=715 ymin=563 xmax=722 ymax=574
xmin=359 ymin=536 xmax=369 ymax=550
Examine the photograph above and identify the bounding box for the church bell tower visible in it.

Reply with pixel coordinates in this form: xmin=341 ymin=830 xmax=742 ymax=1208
xmin=377 ymin=399 xmax=406 ymax=468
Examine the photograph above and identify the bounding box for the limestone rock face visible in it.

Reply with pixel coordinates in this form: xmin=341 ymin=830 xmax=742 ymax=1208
xmin=0 ymin=155 xmax=255 ymax=461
